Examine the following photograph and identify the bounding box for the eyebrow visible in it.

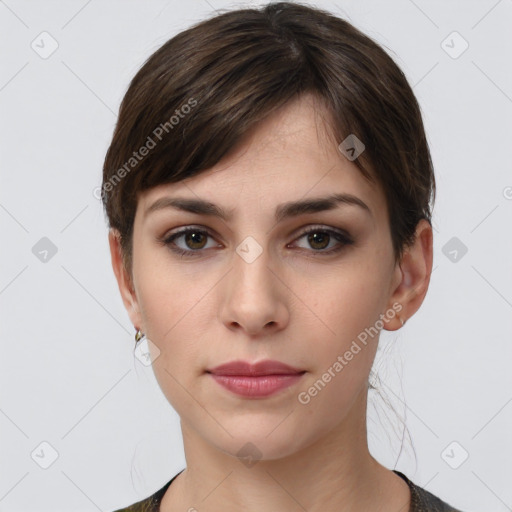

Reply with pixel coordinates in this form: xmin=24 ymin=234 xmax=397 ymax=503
xmin=145 ymin=193 xmax=372 ymax=222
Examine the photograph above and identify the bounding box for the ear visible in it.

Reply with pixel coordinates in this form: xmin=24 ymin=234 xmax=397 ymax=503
xmin=108 ymin=228 xmax=143 ymax=331
xmin=383 ymin=219 xmax=433 ymax=331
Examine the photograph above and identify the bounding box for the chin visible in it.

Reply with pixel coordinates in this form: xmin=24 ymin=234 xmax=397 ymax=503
xmin=202 ymin=416 xmax=322 ymax=464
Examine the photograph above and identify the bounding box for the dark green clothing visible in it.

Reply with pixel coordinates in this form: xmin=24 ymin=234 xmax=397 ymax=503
xmin=112 ymin=469 xmax=462 ymax=511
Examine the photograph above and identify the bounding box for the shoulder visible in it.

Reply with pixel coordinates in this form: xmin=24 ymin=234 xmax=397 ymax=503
xmin=393 ymin=470 xmax=463 ymax=512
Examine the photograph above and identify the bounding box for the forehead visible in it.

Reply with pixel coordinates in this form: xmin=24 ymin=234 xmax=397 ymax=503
xmin=137 ymin=94 xmax=385 ymax=224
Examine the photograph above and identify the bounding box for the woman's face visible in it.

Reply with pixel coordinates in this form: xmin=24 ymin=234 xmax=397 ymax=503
xmin=118 ymin=94 xmax=408 ymax=461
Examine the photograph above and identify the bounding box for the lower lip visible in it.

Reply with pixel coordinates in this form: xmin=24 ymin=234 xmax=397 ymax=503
xmin=209 ymin=373 xmax=305 ymax=398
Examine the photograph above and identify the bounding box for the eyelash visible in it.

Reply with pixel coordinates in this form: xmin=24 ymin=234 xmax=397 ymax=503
xmin=161 ymin=225 xmax=354 ymax=258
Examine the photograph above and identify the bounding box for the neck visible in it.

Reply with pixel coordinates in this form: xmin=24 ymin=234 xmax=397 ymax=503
xmin=161 ymin=387 xmax=410 ymax=512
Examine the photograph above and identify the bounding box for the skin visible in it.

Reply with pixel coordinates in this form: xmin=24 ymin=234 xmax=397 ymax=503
xmin=110 ymin=93 xmax=433 ymax=512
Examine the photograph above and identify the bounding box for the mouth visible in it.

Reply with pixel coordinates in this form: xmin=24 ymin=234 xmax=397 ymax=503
xmin=206 ymin=359 xmax=306 ymax=398
xmin=206 ymin=359 xmax=305 ymax=376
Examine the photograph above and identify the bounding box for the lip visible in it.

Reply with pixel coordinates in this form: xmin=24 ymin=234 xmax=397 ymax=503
xmin=207 ymin=359 xmax=304 ymax=376
xmin=207 ymin=360 xmax=306 ymax=398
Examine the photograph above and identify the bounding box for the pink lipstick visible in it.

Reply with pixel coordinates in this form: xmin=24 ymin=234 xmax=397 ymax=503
xmin=207 ymin=360 xmax=305 ymax=398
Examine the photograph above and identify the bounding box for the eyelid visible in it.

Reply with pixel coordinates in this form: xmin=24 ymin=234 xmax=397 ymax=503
xmin=161 ymin=225 xmax=220 ymax=248
xmin=161 ymin=223 xmax=353 ymax=257
xmin=288 ymin=225 xmax=354 ymax=254
xmin=162 ymin=223 xmax=351 ymax=241
xmin=290 ymin=224 xmax=352 ymax=242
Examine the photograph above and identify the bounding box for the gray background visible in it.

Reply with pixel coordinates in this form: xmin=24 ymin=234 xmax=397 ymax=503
xmin=1 ymin=0 xmax=511 ymax=511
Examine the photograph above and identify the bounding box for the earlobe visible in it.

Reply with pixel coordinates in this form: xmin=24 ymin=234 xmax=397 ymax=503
xmin=108 ymin=229 xmax=142 ymax=330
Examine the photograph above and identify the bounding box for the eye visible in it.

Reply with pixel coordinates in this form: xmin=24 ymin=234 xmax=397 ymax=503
xmin=290 ymin=226 xmax=353 ymax=255
xmin=162 ymin=226 xmax=220 ymax=257
xmin=161 ymin=225 xmax=353 ymax=258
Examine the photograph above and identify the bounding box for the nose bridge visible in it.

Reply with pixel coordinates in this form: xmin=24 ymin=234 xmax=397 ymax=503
xmin=232 ymin=235 xmax=274 ymax=300
xmin=219 ymin=235 xmax=288 ymax=335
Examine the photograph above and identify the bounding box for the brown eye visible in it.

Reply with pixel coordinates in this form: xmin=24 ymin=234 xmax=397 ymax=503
xmin=163 ymin=227 xmax=219 ymax=257
xmin=307 ymin=231 xmax=330 ymax=250
xmin=183 ymin=231 xmax=208 ymax=250
xmin=291 ymin=226 xmax=354 ymax=255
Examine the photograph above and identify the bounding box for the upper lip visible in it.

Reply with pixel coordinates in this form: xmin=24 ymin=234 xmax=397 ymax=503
xmin=207 ymin=359 xmax=305 ymax=376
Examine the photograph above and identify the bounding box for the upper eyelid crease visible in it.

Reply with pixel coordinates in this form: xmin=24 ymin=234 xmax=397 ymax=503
xmin=163 ymin=224 xmax=351 ymax=242
xmin=162 ymin=225 xmax=353 ymax=256
xmin=145 ymin=193 xmax=372 ymax=222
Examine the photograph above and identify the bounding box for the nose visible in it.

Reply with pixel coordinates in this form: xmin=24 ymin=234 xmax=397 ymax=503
xmin=218 ymin=244 xmax=290 ymax=337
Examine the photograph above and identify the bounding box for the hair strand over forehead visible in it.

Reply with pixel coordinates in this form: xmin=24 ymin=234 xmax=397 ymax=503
xmin=102 ymin=1 xmax=435 ymax=274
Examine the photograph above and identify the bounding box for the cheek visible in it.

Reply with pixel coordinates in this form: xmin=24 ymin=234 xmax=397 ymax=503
xmin=135 ymin=247 xmax=210 ymax=338
xmin=294 ymin=257 xmax=390 ymax=396
xmin=293 ymin=294 xmax=380 ymax=436
xmin=133 ymin=251 xmax=218 ymax=373
xmin=304 ymin=259 xmax=389 ymax=341
xmin=142 ymin=279 xmax=207 ymax=419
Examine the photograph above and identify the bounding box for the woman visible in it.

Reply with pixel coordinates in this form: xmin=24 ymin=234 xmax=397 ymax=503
xmin=103 ymin=2 xmax=462 ymax=511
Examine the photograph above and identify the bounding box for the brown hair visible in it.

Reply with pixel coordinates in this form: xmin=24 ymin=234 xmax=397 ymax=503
xmin=101 ymin=1 xmax=435 ymax=276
